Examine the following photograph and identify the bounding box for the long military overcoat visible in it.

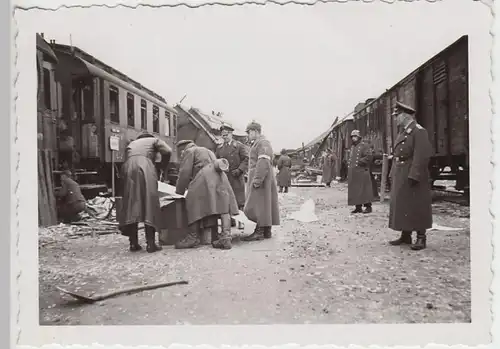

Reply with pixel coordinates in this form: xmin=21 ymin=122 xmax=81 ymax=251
xmin=347 ymin=141 xmax=375 ymax=205
xmin=176 ymin=144 xmax=239 ymax=226
xmin=322 ymin=153 xmax=337 ymax=184
xmin=389 ymin=121 xmax=433 ymax=231
xmin=276 ymin=154 xmax=292 ymax=187
xmin=244 ymin=136 xmax=280 ymax=226
xmin=215 ymin=139 xmax=249 ymax=207
xmin=119 ymin=137 xmax=172 ymax=234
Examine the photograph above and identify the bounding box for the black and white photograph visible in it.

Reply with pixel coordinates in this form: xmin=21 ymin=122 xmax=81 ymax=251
xmin=12 ymin=0 xmax=493 ymax=346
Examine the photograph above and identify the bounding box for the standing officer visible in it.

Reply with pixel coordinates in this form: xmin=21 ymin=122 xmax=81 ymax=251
xmin=388 ymin=101 xmax=433 ymax=251
xmin=215 ymin=123 xmax=249 ymax=228
xmin=347 ymin=130 xmax=375 ymax=213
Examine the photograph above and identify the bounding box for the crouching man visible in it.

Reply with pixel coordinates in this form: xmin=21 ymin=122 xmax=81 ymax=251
xmin=55 ymin=170 xmax=87 ymax=223
xmin=175 ymin=140 xmax=240 ymax=250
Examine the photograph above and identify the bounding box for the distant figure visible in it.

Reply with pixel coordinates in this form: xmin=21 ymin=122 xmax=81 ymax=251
xmin=215 ymin=124 xmax=249 ymax=228
xmin=276 ymin=149 xmax=292 ymax=193
xmin=119 ymin=132 xmax=172 ymax=253
xmin=55 ymin=170 xmax=86 ymax=223
xmin=388 ymin=101 xmax=433 ymax=251
xmin=347 ymin=130 xmax=375 ymax=214
xmin=321 ymin=148 xmax=337 ymax=187
xmin=175 ymin=140 xmax=240 ymax=250
xmin=242 ymin=121 xmax=280 ymax=241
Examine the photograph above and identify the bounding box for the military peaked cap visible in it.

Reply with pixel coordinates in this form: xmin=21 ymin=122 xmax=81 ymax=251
xmin=351 ymin=129 xmax=361 ymax=137
xmin=394 ymin=101 xmax=416 ymax=115
xmin=176 ymin=139 xmax=194 ymax=148
xmin=246 ymin=120 xmax=262 ymax=132
xmin=220 ymin=123 xmax=234 ymax=132
xmin=136 ymin=131 xmax=155 ymax=140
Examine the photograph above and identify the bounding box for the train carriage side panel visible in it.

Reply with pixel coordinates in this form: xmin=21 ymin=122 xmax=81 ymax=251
xmin=447 ymin=38 xmax=469 ymax=158
xmin=417 ymin=63 xmax=437 ymax=154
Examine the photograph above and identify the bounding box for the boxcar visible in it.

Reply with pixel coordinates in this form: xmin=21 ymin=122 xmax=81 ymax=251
xmin=353 ymin=35 xmax=469 ymax=192
xmin=50 ymin=43 xmax=180 ymax=193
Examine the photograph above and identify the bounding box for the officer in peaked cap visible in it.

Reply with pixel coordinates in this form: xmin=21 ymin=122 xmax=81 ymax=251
xmin=216 ymin=121 xmax=249 ymax=226
xmin=220 ymin=123 xmax=235 ymax=132
xmin=388 ymin=100 xmax=433 ymax=251
xmin=394 ymin=101 xmax=416 ymax=116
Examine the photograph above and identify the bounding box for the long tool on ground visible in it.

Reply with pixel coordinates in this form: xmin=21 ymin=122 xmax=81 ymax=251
xmin=57 ymin=280 xmax=189 ymax=304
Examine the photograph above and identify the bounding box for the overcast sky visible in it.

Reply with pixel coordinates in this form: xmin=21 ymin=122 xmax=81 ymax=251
xmin=20 ymin=0 xmax=488 ymax=151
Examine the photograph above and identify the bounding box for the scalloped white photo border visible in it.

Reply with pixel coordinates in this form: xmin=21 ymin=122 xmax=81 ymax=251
xmin=10 ymin=0 xmax=498 ymax=348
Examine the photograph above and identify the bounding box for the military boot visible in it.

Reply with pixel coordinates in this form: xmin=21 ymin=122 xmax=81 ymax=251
xmin=262 ymin=226 xmax=272 ymax=239
xmin=145 ymin=226 xmax=162 ymax=253
xmin=363 ymin=203 xmax=372 ymax=214
xmin=351 ymin=205 xmax=363 ymax=214
xmin=284 ymin=187 xmax=289 ymax=193
xmin=212 ymin=213 xmax=232 ymax=250
xmin=242 ymin=225 xmax=264 ymax=241
xmin=175 ymin=226 xmax=201 ymax=249
xmin=389 ymin=231 xmax=412 ymax=246
xmin=129 ymin=232 xmax=142 ymax=252
xmin=279 ymin=187 xmax=283 ymax=193
xmin=127 ymin=224 xmax=142 ymax=252
xmin=411 ymin=231 xmax=427 ymax=250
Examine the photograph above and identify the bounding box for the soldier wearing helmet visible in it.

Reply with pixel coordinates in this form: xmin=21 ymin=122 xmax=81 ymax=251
xmin=347 ymin=129 xmax=375 ymax=213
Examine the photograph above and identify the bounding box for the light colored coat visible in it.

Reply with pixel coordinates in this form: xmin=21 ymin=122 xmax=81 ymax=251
xmin=244 ymin=136 xmax=280 ymax=226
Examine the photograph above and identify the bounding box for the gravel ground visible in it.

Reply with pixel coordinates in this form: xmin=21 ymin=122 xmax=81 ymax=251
xmin=39 ymin=184 xmax=471 ymax=325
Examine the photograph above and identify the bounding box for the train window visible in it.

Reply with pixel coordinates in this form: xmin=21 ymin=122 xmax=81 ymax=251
xmin=164 ymin=111 xmax=171 ymax=136
xmin=140 ymin=99 xmax=147 ymax=130
xmin=127 ymin=93 xmax=135 ymax=127
xmin=43 ymin=68 xmax=51 ymax=110
xmin=82 ymin=84 xmax=93 ymax=121
xmin=172 ymin=114 xmax=177 ymax=137
xmin=109 ymin=85 xmax=119 ymax=123
xmin=152 ymin=105 xmax=159 ymax=133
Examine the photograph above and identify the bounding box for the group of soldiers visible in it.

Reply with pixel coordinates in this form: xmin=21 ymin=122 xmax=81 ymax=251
xmin=54 ymin=100 xmax=434 ymax=254
xmin=341 ymin=100 xmax=433 ymax=251
xmin=118 ymin=120 xmax=280 ymax=253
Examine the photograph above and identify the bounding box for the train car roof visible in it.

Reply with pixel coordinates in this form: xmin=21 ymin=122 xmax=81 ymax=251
xmin=354 ymin=35 xmax=468 ymax=116
xmin=36 ymin=34 xmax=58 ymax=63
xmin=52 ymin=43 xmax=176 ymax=112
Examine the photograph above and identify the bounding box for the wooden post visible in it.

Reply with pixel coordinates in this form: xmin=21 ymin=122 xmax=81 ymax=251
xmin=380 ymin=153 xmax=389 ymax=202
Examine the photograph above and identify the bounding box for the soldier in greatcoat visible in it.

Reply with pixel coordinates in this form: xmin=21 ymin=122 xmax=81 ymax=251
xmin=388 ymin=101 xmax=433 ymax=251
xmin=215 ymin=124 xmax=249 ymax=228
xmin=119 ymin=132 xmax=172 ymax=253
xmin=276 ymin=149 xmax=292 ymax=193
xmin=347 ymin=130 xmax=375 ymax=213
xmin=242 ymin=121 xmax=280 ymax=241
xmin=175 ymin=140 xmax=240 ymax=250
xmin=321 ymin=148 xmax=337 ymax=187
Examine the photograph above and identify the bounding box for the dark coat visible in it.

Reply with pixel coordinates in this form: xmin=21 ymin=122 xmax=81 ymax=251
xmin=322 ymin=153 xmax=337 ymax=184
xmin=176 ymin=144 xmax=239 ymax=226
xmin=347 ymin=141 xmax=375 ymax=205
xmin=244 ymin=136 xmax=280 ymax=227
xmin=389 ymin=121 xmax=433 ymax=231
xmin=276 ymin=155 xmax=292 ymax=187
xmin=119 ymin=137 xmax=172 ymax=233
xmin=215 ymin=139 xmax=249 ymax=207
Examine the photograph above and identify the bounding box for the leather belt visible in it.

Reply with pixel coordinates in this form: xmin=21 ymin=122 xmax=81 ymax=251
xmin=394 ymin=156 xmax=409 ymax=162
